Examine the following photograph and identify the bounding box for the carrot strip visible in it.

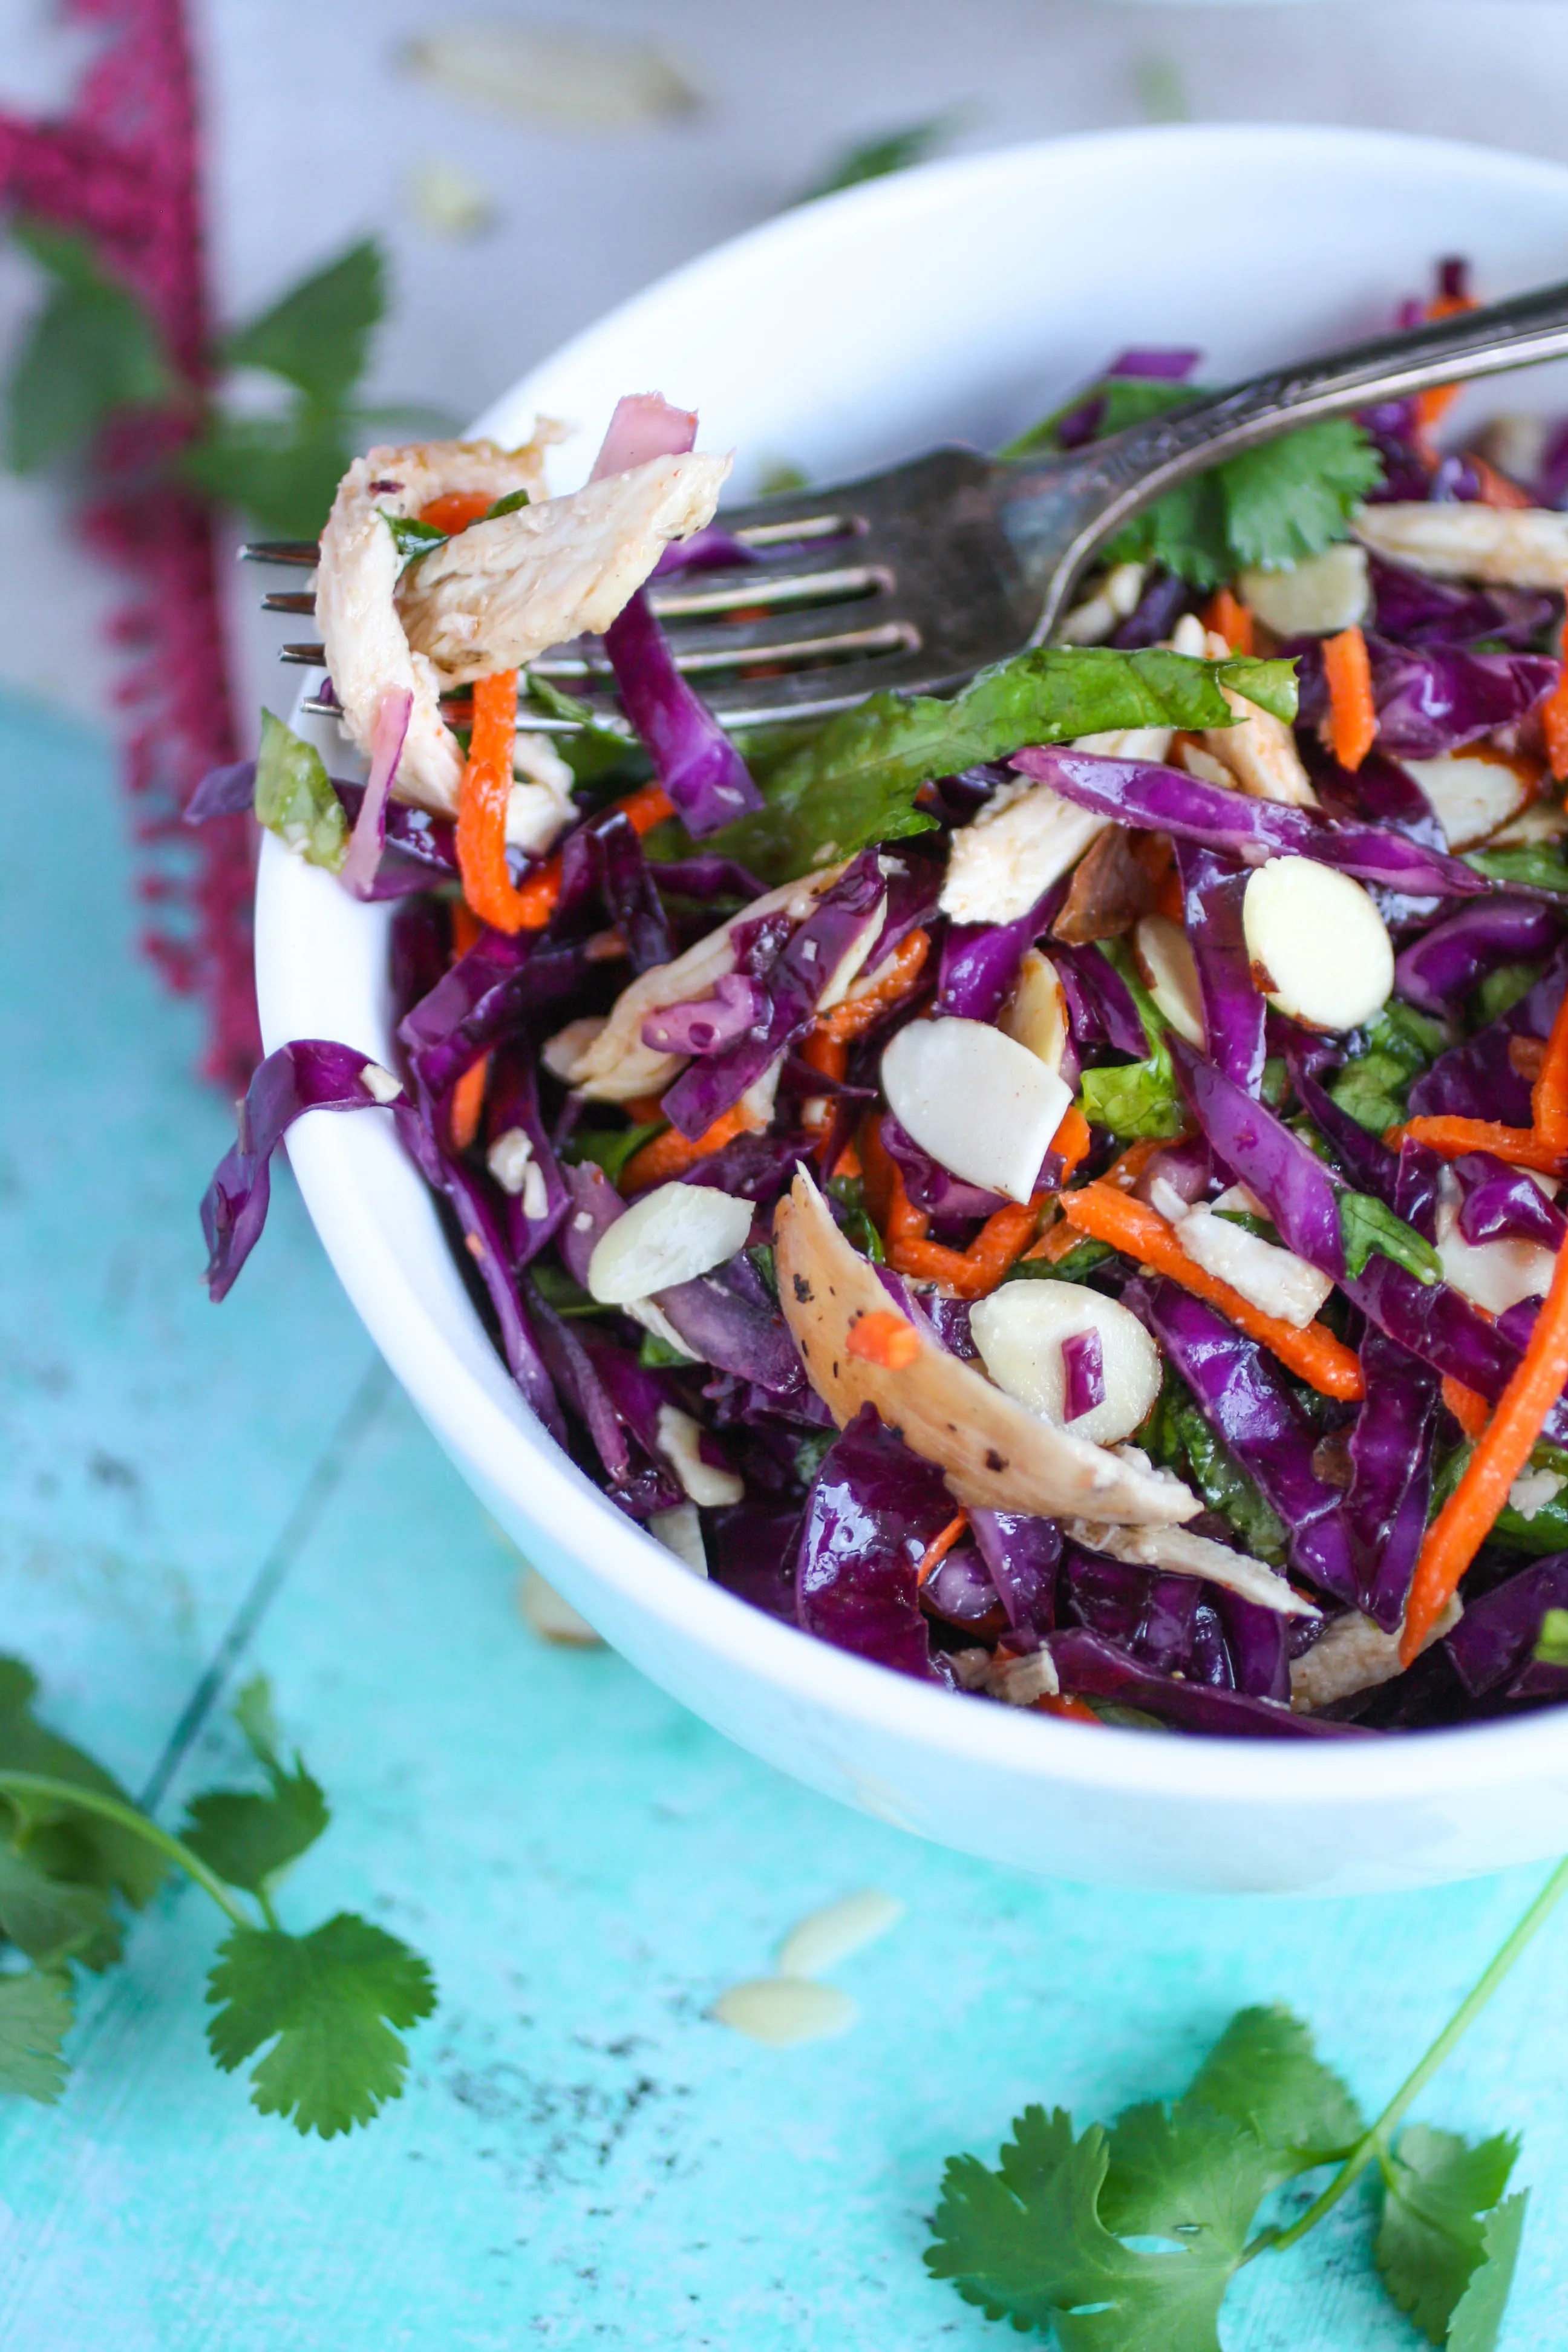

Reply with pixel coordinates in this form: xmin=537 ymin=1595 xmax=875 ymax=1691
xmin=847 ymin=1310 xmax=921 ymax=1371
xmin=449 ymin=900 xmax=483 ymax=960
xmin=417 ymin=489 xmax=494 ymax=535
xmin=1323 ymin=625 xmax=1377 ymax=773
xmin=1544 ymin=619 xmax=1568 ymax=785
xmin=1413 ymin=287 xmax=1479 ymax=450
xmin=1050 ymin=1105 xmax=1093 ymax=1184
xmin=1036 ymin=1693 xmax=1102 ymax=1725
xmin=449 ymin=1058 xmax=488 ymax=1153
xmin=1393 ymin=1116 xmax=1568 ymax=1177
xmin=1442 ymin=1376 xmax=1491 ymax=1441
xmin=1467 ymin=455 xmax=1535 ymax=511
xmin=455 ymin=671 xmax=534 ymax=933
xmin=799 ymin=1027 xmax=848 ymax=1148
xmin=889 ymin=1195 xmax=1046 ymax=1302
xmin=504 ymin=779 xmax=676 ymax=933
xmin=1060 ymin=1182 xmax=1364 ymax=1400
xmin=818 ymin=929 xmax=930 ymax=1042
xmin=1531 ymin=975 xmax=1568 ymax=1151
xmin=1203 ymin=587 xmax=1255 ymax=656
xmin=618 ymin=1099 xmax=759 ymax=1193
xmin=1402 ymin=1232 xmax=1568 ymax=1661
xmin=914 ymin=1513 xmax=970 ymax=1587
xmin=832 ymin=1140 xmax=863 ymax=1182
xmin=883 ymin=1157 xmax=931 ymax=1248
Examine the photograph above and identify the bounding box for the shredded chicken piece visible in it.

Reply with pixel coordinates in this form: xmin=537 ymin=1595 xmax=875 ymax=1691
xmin=1197 ymin=627 xmax=1318 ymax=806
xmin=774 ymin=1171 xmax=1199 ymax=1525
xmin=544 ymin=867 xmax=844 ymax=1102
xmin=1353 ymin=500 xmax=1568 ymax=590
xmin=987 ymin=1650 xmax=1061 ymax=1705
xmin=397 ymin=450 xmax=731 ymax=681
xmin=1065 ymin=1518 xmax=1318 ymax=1618
xmin=1146 ymin=1178 xmax=1334 ymax=1330
xmin=1290 ymin=1596 xmax=1461 ymax=1712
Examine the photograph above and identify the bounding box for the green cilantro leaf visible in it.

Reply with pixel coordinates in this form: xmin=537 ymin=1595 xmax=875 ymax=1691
xmin=206 ymin=1914 xmax=436 ymax=2138
xmin=1448 ymin=2192 xmax=1529 ymax=2352
xmin=483 ymin=485 xmax=532 ymax=520
xmin=746 ymin=1242 xmax=780 ymax=1300
xmin=1099 ymin=2099 xmax=1275 ymax=2252
xmin=1475 ymin=962 xmax=1544 ymax=1026
xmin=181 ymin=1676 xmax=330 ymax=1896
xmin=0 ymin=1847 xmax=116 ymax=1970
xmin=4 ymin=218 xmax=175 ymax=474
xmin=638 ymin=1331 xmax=696 ymax=1370
xmin=796 ymin=111 xmax=962 ymax=204
xmin=381 ymin=509 xmax=449 ymax=566
xmin=1166 ymin=1389 xmax=1288 ymax=1566
xmin=0 ymin=1969 xmax=73 ymax=2105
xmin=1534 ymin=1607 xmax=1568 ymax=1665
xmin=1078 ymin=936 xmax=1186 ymax=1142
xmin=1221 ymin=419 xmax=1385 ymax=573
xmin=928 ymin=2105 xmax=1238 ymax=2351
xmin=1465 ymin=844 xmax=1568 ymax=895
xmin=1329 ymin=1051 xmax=1418 ymax=1135
xmin=1182 ymin=2006 xmax=1363 ymax=2170
xmin=566 ymin=1122 xmax=664 ymax=1184
xmin=1376 ymin=2123 xmax=1520 ymax=2345
xmin=528 ymin=1263 xmax=604 ymax=1319
xmin=1341 ymin=1192 xmax=1443 ymax=1287
xmin=222 ymin=239 xmax=385 ymax=407
xmin=253 ymin=710 xmax=347 ymax=871
xmin=0 ymin=1657 xmax=166 ymax=1910
xmin=1005 ymin=1238 xmax=1115 ymax=1284
xmin=703 ymin=647 xmax=1296 ymax=883
xmin=829 ymin=1174 xmax=885 ymax=1263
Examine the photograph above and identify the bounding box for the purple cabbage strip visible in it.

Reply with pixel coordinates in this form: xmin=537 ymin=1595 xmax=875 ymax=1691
xmin=184 ymin=758 xmax=256 ymax=822
xmin=1367 ymin=636 xmax=1558 ymax=759
xmin=1061 ymin=1329 xmax=1105 ymax=1423
xmin=1290 ymin=1058 xmax=1400 ymax=1209
xmin=642 ymin=973 xmax=768 ymax=1056
xmin=658 ymin=1259 xmax=804 ymax=1397
xmin=1012 ymin=747 xmax=1489 ymax=900
xmin=1542 ymin=419 xmax=1568 ymax=511
xmin=1214 ymin=1590 xmax=1290 ymax=1703
xmin=1394 ymin=897 xmax=1561 ymax=1019
xmin=1304 ymin=740 xmax=1448 ymax=851
xmin=201 ymin=1041 xmax=398 ymax=1303
xmin=1044 ymin=1628 xmax=1366 ymax=1737
xmin=389 ymin=898 xmax=449 ymax=1024
xmin=648 ymin=853 xmax=765 ymax=902
xmin=1394 ymin=1136 xmax=1444 ymax=1245
xmin=604 ymin=589 xmax=763 ymax=838
xmin=1062 ymin=1546 xmax=1200 ymax=1676
xmin=1410 ymin=942 xmax=1568 ymax=1125
xmin=394 ymin=1100 xmax=565 ymax=1442
xmin=660 ymin=850 xmax=886 ymax=1140
xmin=674 ymin=1126 xmax=819 ymax=1207
xmin=1112 ymin=569 xmax=1193 ymax=650
xmin=397 ymin=928 xmax=584 ymax=1102
xmin=528 ymin=1292 xmax=631 ymax=1489
xmin=556 ymin=1161 xmax=622 ymax=1289
xmin=652 ymin=523 xmax=757 ymax=577
xmin=1177 ymin=841 xmax=1263 ymax=1094
xmin=793 ymin=1404 xmax=951 ymax=1680
xmin=485 ymin=1044 xmax=569 ymax=1269
xmin=340 ymin=685 xmax=413 ymax=900
xmin=1445 ymin=1553 xmax=1568 ymax=1697
xmin=1368 ymin=554 xmax=1556 ymax=650
xmin=1051 ymin=938 xmax=1149 ymax=1057
xmin=881 ymin=1116 xmax=1008 ymax=1221
xmin=1456 ymin=1154 xmax=1567 ymax=1251
xmin=1051 ymin=345 xmax=1200 ymax=447
xmin=558 ymin=806 xmax=672 ymax=973
xmin=1125 ymin=1275 xmax=1360 ymax=1606
xmin=921 ymin=1546 xmax=1004 ymax=1630
xmin=336 ymin=784 xmax=459 ymax=897
xmin=705 ymin=1501 xmax=802 ymax=1622
xmin=937 ymin=877 xmax=1067 ymax=1023
xmin=1345 ymin=1327 xmax=1440 ymax=1630
xmin=968 ymin=1511 xmax=1060 ymax=1644
xmin=1171 ymin=1038 xmax=1346 ymax=1275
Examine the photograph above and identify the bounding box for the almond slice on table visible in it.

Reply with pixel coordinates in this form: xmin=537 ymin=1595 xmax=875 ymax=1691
xmin=773 ymin=1170 xmax=1197 ymax=1525
xmin=880 ymin=1018 xmax=1072 ymax=1203
xmin=1241 ymin=856 xmax=1393 ymax=1031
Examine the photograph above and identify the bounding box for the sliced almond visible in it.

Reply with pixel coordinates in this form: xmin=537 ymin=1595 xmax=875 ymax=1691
xmin=1238 ymin=544 xmax=1370 ymax=638
xmin=773 ymin=1171 xmax=1197 ymax=1524
xmin=587 ymin=1181 xmax=752 ymax=1303
xmin=1434 ymin=1169 xmax=1557 ymax=1317
xmin=518 ymin=1565 xmax=603 ymax=1645
xmin=776 ymin=1890 xmax=904 ymax=1978
xmin=999 ymin=948 xmax=1072 ymax=1075
xmin=1401 ymin=753 xmax=1531 ymax=852
xmin=648 ymin=1500 xmax=709 ymax=1573
xmin=880 ymin=1018 xmax=1071 ymax=1204
xmin=969 ymin=1282 xmax=1162 ymax=1449
xmin=1241 ymin=857 xmax=1393 ymax=1031
xmin=1132 ymin=913 xmax=1204 ymax=1047
xmin=710 ymin=1978 xmax=857 ymax=2045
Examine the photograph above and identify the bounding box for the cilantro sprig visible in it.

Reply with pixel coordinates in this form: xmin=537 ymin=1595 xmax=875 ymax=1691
xmin=929 ymin=1855 xmax=1568 ymax=2349
xmin=0 ymin=1661 xmax=434 ymax=2139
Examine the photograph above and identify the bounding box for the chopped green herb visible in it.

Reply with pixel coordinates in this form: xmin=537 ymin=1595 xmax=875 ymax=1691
xmin=380 ymin=509 xmax=449 ymax=567
xmin=1534 ymin=1607 xmax=1568 ymax=1666
xmin=1465 ymin=844 xmax=1568 ymax=893
xmin=829 ymin=1174 xmax=885 ymax=1263
xmin=702 ymin=647 xmax=1296 ymax=884
xmin=1077 ymin=938 xmax=1186 ymax=1140
xmin=746 ymin=1243 xmax=780 ymax=1301
xmin=1376 ymin=2125 xmax=1523 ymax=2347
xmin=4 ymin=218 xmax=175 ymax=474
xmin=638 ymin=1331 xmax=696 ymax=1369
xmin=252 ymin=710 xmax=347 ymax=871
xmin=566 ymin=1123 xmax=664 ymax=1184
xmin=1166 ymin=1383 xmax=1287 ymax=1564
xmin=1475 ymin=962 xmax=1544 ymax=1026
xmin=1004 ymin=1238 xmax=1114 ymax=1285
xmin=529 ymin=1262 xmax=604 ymax=1319
xmin=525 ymin=672 xmax=641 ymax=785
xmin=794 ymin=1430 xmax=835 ymax=1486
xmin=483 ymin=486 xmax=531 ymax=519
xmin=1340 ymin=1191 xmax=1443 ymax=1286
xmin=1328 ymin=1051 xmax=1413 ymax=1135
xmin=1210 ymin=1208 xmax=1281 ymax=1245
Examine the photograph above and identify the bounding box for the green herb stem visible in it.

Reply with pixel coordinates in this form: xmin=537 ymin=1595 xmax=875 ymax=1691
xmin=0 ymin=1771 xmax=253 ymax=1930
xmin=1258 ymin=1852 xmax=1568 ymax=2257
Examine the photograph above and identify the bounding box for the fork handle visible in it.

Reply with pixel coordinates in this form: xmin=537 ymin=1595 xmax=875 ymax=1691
xmin=1002 ymin=277 xmax=1568 ymax=637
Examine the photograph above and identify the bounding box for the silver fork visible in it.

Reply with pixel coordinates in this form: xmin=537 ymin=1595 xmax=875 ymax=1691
xmin=247 ymin=278 xmax=1568 ymax=734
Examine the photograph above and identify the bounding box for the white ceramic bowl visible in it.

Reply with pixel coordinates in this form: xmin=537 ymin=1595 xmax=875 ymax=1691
xmin=260 ymin=125 xmax=1568 ymax=1896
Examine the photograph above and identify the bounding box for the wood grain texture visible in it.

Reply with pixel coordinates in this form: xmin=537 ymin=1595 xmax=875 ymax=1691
xmin=1 ymin=694 xmax=1566 ymax=2349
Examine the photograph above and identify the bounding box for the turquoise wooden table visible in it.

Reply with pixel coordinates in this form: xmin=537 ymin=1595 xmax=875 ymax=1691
xmin=3 ymin=687 xmax=1566 ymax=2349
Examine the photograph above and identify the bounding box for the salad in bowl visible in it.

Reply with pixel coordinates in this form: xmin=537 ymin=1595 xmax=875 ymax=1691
xmin=201 ymin=250 xmax=1568 ymax=1753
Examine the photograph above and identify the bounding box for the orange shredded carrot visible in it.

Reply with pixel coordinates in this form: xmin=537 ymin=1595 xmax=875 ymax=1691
xmin=915 ymin=1513 xmax=970 ymax=1587
xmin=1050 ymin=1105 xmax=1093 ymax=1184
xmin=883 ymin=1157 xmax=931 ymax=1248
xmin=798 ymin=1027 xmax=848 ymax=1146
xmin=857 ymin=1114 xmax=900 ymax=1230
xmin=832 ymin=1141 xmax=863 ymax=1181
xmin=889 ymin=1194 xmax=1047 ymax=1302
xmin=1467 ymin=455 xmax=1535 ymax=511
xmin=1531 ymin=975 xmax=1568 ymax=1152
xmin=1392 ymin=1117 xmax=1568 ymax=1177
xmin=449 ymin=900 xmax=483 ymax=960
xmin=449 ymin=1058 xmax=488 ymax=1153
xmin=1402 ymin=1230 xmax=1568 ymax=1661
xmin=455 ymin=671 xmax=534 ymax=933
xmin=1543 ymin=619 xmax=1568 ymax=785
xmin=1103 ymin=1138 xmax=1167 ymax=1193
xmin=417 ymin=489 xmax=495 ymax=536
xmin=505 ymin=779 xmax=676 ymax=933
xmin=1413 ymin=286 xmax=1479 ymax=450
xmin=818 ymin=930 xmax=931 ymax=1042
xmin=1059 ymin=1183 xmax=1365 ymax=1400
xmin=847 ymin=1309 xmax=921 ymax=1372
xmin=1036 ymin=1692 xmax=1102 ymax=1725
xmin=618 ymin=1099 xmax=759 ymax=1193
xmin=1203 ymin=587 xmax=1255 ymax=656
xmin=1154 ymin=861 xmax=1185 ymax=923
xmin=1442 ymin=1375 xmax=1491 ymax=1441
xmin=1323 ymin=625 xmax=1377 ymax=773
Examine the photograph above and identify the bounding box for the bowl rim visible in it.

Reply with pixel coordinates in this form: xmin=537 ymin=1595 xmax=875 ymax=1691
xmin=263 ymin=119 xmax=1568 ymax=1823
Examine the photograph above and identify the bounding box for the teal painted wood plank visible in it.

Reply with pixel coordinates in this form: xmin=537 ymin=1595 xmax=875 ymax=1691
xmin=2 ymin=690 xmax=1567 ymax=2348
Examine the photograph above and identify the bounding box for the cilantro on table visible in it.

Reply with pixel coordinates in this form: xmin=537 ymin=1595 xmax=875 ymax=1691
xmin=0 ymin=1660 xmax=434 ymax=2138
xmin=1002 ymin=371 xmax=1383 ymax=589
xmin=794 ymin=110 xmax=964 ymax=204
xmin=928 ymin=1849 xmax=1568 ymax=2351
xmin=1340 ymin=1191 xmax=1444 ymax=1287
xmin=700 ymin=645 xmax=1297 ymax=884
